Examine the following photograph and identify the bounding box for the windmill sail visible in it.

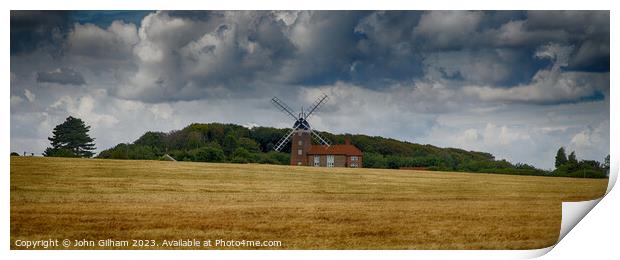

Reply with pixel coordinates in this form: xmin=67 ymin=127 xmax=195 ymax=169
xmin=299 ymin=120 xmax=331 ymax=147
xmin=274 ymin=128 xmax=296 ymax=151
xmin=271 ymin=93 xmax=331 ymax=151
xmin=271 ymin=97 xmax=297 ymax=120
xmin=305 ymin=93 xmax=329 ymax=119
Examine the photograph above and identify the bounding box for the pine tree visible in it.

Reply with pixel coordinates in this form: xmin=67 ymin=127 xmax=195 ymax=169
xmin=555 ymin=147 xmax=567 ymax=168
xmin=43 ymin=116 xmax=96 ymax=157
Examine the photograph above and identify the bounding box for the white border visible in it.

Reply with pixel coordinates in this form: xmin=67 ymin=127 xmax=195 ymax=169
xmin=0 ymin=0 xmax=614 ymax=10
xmin=3 ymin=1 xmax=617 ymax=259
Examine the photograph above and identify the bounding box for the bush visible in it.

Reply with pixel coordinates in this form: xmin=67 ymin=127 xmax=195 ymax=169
xmin=97 ymin=144 xmax=157 ymax=160
xmin=553 ymin=163 xmax=607 ymax=178
xmin=363 ymin=152 xmax=386 ymax=168
xmin=130 ymin=145 xmax=157 ymax=160
xmin=231 ymin=148 xmax=251 ymax=164
xmin=258 ymin=155 xmax=279 ymax=164
xmin=168 ymin=150 xmax=188 ymax=161
xmin=231 ymin=156 xmax=249 ymax=164
xmin=264 ymin=151 xmax=289 ymax=165
xmin=43 ymin=147 xmax=78 ymax=157
xmin=189 ymin=146 xmax=225 ymax=162
xmin=237 ymin=137 xmax=261 ymax=153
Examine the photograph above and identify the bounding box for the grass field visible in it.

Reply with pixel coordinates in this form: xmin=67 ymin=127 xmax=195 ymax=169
xmin=10 ymin=156 xmax=607 ymax=249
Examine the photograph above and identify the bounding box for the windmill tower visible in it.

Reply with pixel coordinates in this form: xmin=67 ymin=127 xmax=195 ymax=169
xmin=271 ymin=94 xmax=331 ymax=166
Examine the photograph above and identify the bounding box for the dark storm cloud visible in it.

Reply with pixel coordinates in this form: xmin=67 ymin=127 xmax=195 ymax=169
xmin=10 ymin=10 xmax=610 ymax=103
xmin=525 ymin=11 xmax=609 ymax=72
xmin=69 ymin=11 xmax=152 ymax=28
xmin=351 ymin=11 xmax=425 ymax=86
xmin=10 ymin=11 xmax=70 ymax=54
xmin=36 ymin=67 xmax=86 ymax=85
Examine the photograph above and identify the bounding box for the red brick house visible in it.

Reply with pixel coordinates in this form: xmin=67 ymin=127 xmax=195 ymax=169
xmin=289 ymin=130 xmax=363 ymax=168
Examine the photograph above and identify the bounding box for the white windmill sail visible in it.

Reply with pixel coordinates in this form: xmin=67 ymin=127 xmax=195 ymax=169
xmin=270 ymin=94 xmax=331 ymax=151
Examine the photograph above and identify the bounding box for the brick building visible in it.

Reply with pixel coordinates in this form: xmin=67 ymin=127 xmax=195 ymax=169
xmin=290 ymin=130 xmax=363 ymax=168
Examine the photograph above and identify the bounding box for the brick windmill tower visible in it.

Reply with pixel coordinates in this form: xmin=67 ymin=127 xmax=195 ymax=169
xmin=271 ymin=94 xmax=331 ymax=166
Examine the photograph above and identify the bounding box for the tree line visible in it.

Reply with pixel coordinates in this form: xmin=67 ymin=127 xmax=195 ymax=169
xmin=553 ymin=147 xmax=609 ymax=178
xmin=38 ymin=116 xmax=609 ymax=178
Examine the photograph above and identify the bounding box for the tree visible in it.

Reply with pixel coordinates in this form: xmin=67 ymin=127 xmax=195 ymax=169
xmin=222 ymin=133 xmax=238 ymax=156
xmin=134 ymin=132 xmax=165 ymax=149
xmin=262 ymin=151 xmax=289 ymax=165
xmin=43 ymin=116 xmax=96 ymax=158
xmin=231 ymin=147 xmax=251 ymax=163
xmin=603 ymin=154 xmax=610 ymax=169
xmin=363 ymin=152 xmax=386 ymax=168
xmin=555 ymin=147 xmax=568 ymax=168
xmin=568 ymin=151 xmax=577 ymax=164
xmin=237 ymin=137 xmax=261 ymax=153
xmin=186 ymin=131 xmax=203 ymax=149
xmin=565 ymin=151 xmax=579 ymax=172
xmin=190 ymin=146 xmax=225 ymax=162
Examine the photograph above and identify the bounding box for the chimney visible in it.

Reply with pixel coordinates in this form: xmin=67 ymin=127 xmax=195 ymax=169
xmin=345 ymin=136 xmax=351 ymax=145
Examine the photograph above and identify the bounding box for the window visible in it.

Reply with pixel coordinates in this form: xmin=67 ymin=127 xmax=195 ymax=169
xmin=314 ymin=156 xmax=320 ymax=167
xmin=297 ymin=161 xmax=302 ymax=166
xmin=298 ymin=149 xmax=303 ymax=155
xmin=327 ymin=155 xmax=334 ymax=167
xmin=351 ymin=156 xmax=358 ymax=161
xmin=350 ymin=163 xmax=358 ymax=168
xmin=298 ymin=140 xmax=303 ymax=145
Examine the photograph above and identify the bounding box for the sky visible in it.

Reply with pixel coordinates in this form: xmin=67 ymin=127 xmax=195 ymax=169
xmin=10 ymin=10 xmax=609 ymax=169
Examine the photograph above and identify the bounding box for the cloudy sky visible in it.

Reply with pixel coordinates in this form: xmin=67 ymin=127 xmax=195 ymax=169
xmin=10 ymin=11 xmax=609 ymax=169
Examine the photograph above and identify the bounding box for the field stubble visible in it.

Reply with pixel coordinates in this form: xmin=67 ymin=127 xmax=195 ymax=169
xmin=10 ymin=157 xmax=607 ymax=249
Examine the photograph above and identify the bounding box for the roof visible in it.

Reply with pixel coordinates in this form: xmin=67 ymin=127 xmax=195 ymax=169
xmin=307 ymin=144 xmax=363 ymax=156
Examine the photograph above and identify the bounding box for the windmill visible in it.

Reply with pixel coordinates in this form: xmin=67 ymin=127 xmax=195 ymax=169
xmin=271 ymin=94 xmax=331 ymax=165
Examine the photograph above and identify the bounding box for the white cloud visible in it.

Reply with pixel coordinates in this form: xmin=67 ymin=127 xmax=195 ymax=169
xmin=149 ymin=103 xmax=174 ymax=120
xmin=464 ymin=71 xmax=606 ymax=104
xmin=67 ymin=20 xmax=138 ymax=60
xmin=11 ymin=95 xmax=24 ymax=106
xmin=463 ymin=43 xmax=608 ymax=104
xmin=492 ymin=20 xmax=569 ymax=47
xmin=24 ymin=89 xmax=35 ymax=102
xmin=50 ymin=95 xmax=119 ymax=128
xmin=36 ymin=67 xmax=86 ymax=85
xmin=571 ymin=131 xmax=591 ymax=148
xmin=414 ymin=11 xmax=483 ymax=48
xmin=570 ymin=120 xmax=607 ymax=150
xmin=120 ymin=11 xmax=300 ymax=102
xmin=423 ymin=49 xmax=513 ymax=85
xmin=243 ymin=122 xmax=259 ymax=129
xmin=482 ymin=123 xmax=530 ymax=146
xmin=534 ymin=43 xmax=573 ymax=68
xmin=460 ymin=129 xmax=481 ymax=143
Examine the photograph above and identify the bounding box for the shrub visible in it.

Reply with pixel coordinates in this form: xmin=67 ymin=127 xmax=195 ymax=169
xmin=189 ymin=146 xmax=225 ymax=162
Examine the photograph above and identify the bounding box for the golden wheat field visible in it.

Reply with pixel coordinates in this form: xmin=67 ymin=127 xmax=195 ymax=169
xmin=10 ymin=156 xmax=607 ymax=250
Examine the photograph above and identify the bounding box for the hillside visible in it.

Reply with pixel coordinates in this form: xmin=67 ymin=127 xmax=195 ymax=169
xmin=96 ymin=122 xmax=567 ymax=176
